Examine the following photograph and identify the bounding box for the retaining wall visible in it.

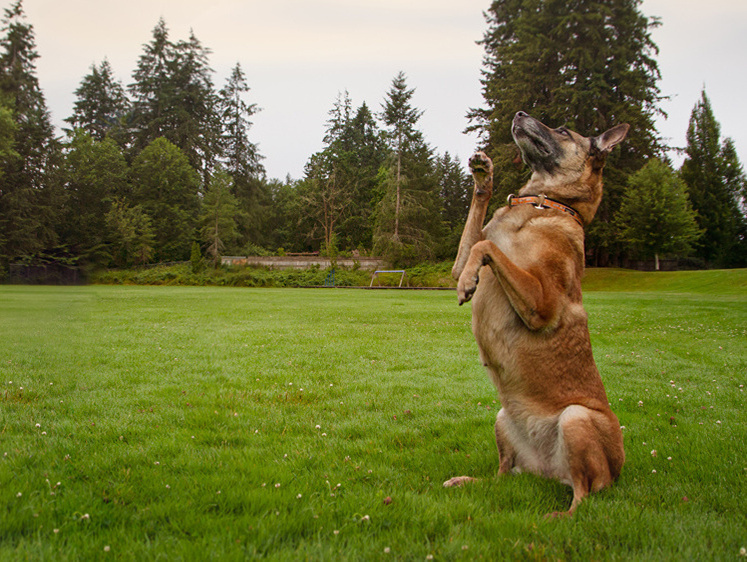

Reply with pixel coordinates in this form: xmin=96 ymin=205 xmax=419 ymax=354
xmin=221 ymin=256 xmax=386 ymax=271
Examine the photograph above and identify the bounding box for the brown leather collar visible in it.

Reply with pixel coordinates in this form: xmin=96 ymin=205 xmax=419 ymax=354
xmin=507 ymin=194 xmax=584 ymax=227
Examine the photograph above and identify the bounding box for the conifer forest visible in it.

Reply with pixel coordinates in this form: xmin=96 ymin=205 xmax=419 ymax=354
xmin=0 ymin=0 xmax=745 ymax=277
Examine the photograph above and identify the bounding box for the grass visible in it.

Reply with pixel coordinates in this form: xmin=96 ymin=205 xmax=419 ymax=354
xmin=0 ymin=274 xmax=745 ymax=560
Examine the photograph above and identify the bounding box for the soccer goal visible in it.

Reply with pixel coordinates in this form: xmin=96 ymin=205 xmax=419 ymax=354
xmin=369 ymin=270 xmax=407 ymax=288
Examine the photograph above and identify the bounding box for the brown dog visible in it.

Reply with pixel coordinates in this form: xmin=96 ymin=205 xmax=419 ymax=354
xmin=444 ymin=111 xmax=629 ymax=516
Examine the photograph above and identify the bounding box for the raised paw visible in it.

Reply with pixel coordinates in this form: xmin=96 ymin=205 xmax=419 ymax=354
xmin=457 ymin=272 xmax=479 ymax=305
xmin=468 ymin=152 xmax=494 ymax=199
xmin=443 ymin=476 xmax=476 ymax=488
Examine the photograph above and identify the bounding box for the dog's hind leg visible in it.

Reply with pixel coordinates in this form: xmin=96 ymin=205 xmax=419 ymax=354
xmin=549 ymin=405 xmax=624 ymax=517
xmin=452 ymin=152 xmax=494 ymax=281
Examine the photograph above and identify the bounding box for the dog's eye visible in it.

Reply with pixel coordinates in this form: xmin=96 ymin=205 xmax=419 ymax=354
xmin=556 ymin=127 xmax=570 ymax=137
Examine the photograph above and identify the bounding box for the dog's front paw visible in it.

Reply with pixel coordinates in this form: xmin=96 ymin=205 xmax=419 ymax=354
xmin=443 ymin=476 xmax=476 ymax=488
xmin=468 ymin=152 xmax=493 ymax=199
xmin=457 ymin=272 xmax=479 ymax=305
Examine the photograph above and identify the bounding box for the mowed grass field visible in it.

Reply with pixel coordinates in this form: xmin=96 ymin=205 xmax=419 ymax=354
xmin=1 ymin=271 xmax=745 ymax=560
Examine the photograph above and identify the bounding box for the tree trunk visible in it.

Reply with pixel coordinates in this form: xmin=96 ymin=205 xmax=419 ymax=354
xmin=394 ymin=136 xmax=401 ymax=240
xmin=654 ymin=252 xmax=660 ymax=271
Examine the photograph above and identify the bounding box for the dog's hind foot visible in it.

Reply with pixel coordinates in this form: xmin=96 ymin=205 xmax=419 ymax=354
xmin=443 ymin=476 xmax=477 ymax=488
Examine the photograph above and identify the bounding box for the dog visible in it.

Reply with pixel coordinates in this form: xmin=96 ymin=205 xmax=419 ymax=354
xmin=444 ymin=111 xmax=629 ymax=517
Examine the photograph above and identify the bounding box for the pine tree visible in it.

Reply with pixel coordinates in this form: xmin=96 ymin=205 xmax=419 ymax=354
xmin=129 ymin=137 xmax=201 ymax=262
xmin=129 ymin=21 xmax=220 ymax=181
xmin=128 ymin=18 xmax=172 ymax=149
xmin=679 ymin=90 xmax=747 ymax=268
xmin=200 ymin=168 xmax=240 ymax=265
xmin=218 ymin=63 xmax=266 ymax=248
xmin=339 ymin=101 xmax=387 ymax=249
xmin=471 ymin=0 xmax=664 ymax=265
xmin=380 ymin=72 xmax=425 ymax=240
xmin=0 ymin=0 xmax=60 ymax=267
xmin=66 ymin=59 xmax=129 ymax=142
xmin=436 ymin=152 xmax=472 ymax=257
xmin=614 ymin=159 xmax=701 ymax=270
xmin=375 ymin=72 xmax=443 ymax=264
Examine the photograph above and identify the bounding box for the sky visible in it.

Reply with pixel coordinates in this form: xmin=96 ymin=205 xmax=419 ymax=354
xmin=16 ymin=0 xmax=747 ymax=181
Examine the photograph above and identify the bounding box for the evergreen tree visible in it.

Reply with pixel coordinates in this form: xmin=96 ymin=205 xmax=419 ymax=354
xmin=380 ymin=72 xmax=425 ymax=240
xmin=129 ymin=21 xmax=219 ymax=181
xmin=614 ymin=159 xmax=701 ymax=269
xmin=200 ymin=168 xmax=240 ymax=265
xmin=128 ymin=18 xmax=171 ymax=149
xmin=471 ymin=0 xmax=664 ymax=264
xmin=679 ymin=90 xmax=747 ymax=267
xmin=337 ymin=101 xmax=387 ymax=250
xmin=297 ymin=93 xmax=387 ymax=253
xmin=218 ymin=63 xmax=266 ymax=247
xmin=375 ymin=72 xmax=443 ymax=264
xmin=436 ymin=152 xmax=472 ymax=256
xmin=0 ymin=0 xmax=60 ymax=267
xmin=66 ymin=59 xmax=129 ymax=142
xmin=129 ymin=137 xmax=201 ymax=262
xmin=59 ymin=131 xmax=128 ymax=266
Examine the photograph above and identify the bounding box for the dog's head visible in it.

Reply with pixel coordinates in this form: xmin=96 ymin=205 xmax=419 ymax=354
xmin=512 ymin=111 xmax=629 ymax=224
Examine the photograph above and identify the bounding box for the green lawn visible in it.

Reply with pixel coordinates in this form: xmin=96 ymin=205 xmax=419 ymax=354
xmin=1 ymin=278 xmax=745 ymax=560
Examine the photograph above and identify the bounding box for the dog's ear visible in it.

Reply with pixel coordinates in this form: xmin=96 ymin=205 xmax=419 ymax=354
xmin=590 ymin=123 xmax=629 ymax=168
xmin=593 ymin=124 xmax=630 ymax=154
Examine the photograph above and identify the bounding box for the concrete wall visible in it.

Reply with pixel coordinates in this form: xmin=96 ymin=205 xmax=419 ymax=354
xmin=221 ymin=256 xmax=386 ymax=271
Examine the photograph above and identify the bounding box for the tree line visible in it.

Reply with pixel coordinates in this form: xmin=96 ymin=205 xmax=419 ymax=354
xmin=0 ymin=0 xmax=745 ymax=276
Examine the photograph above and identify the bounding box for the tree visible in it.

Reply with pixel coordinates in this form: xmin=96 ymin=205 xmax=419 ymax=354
xmin=470 ymin=0 xmax=664 ymax=264
xmin=679 ymin=90 xmax=747 ymax=268
xmin=614 ymin=159 xmax=701 ymax=269
xmin=105 ymin=198 xmax=155 ymax=267
xmin=59 ymin=130 xmax=128 ymax=266
xmin=0 ymin=0 xmax=60 ymax=267
xmin=435 ymin=151 xmax=472 ymax=257
xmin=218 ymin=63 xmax=266 ymax=248
xmin=297 ymin=151 xmax=353 ymax=253
xmin=129 ymin=137 xmax=201 ymax=262
xmin=200 ymin=168 xmax=240 ymax=265
xmin=129 ymin=21 xmax=220 ymax=181
xmin=380 ymin=72 xmax=425 ymax=240
xmin=0 ymin=98 xmax=16 ymax=178
xmin=66 ymin=59 xmax=129 ymax=142
xmin=375 ymin=73 xmax=443 ymax=264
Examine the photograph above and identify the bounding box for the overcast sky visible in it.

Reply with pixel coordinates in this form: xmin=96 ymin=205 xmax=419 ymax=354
xmin=18 ymin=0 xmax=747 ymax=181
